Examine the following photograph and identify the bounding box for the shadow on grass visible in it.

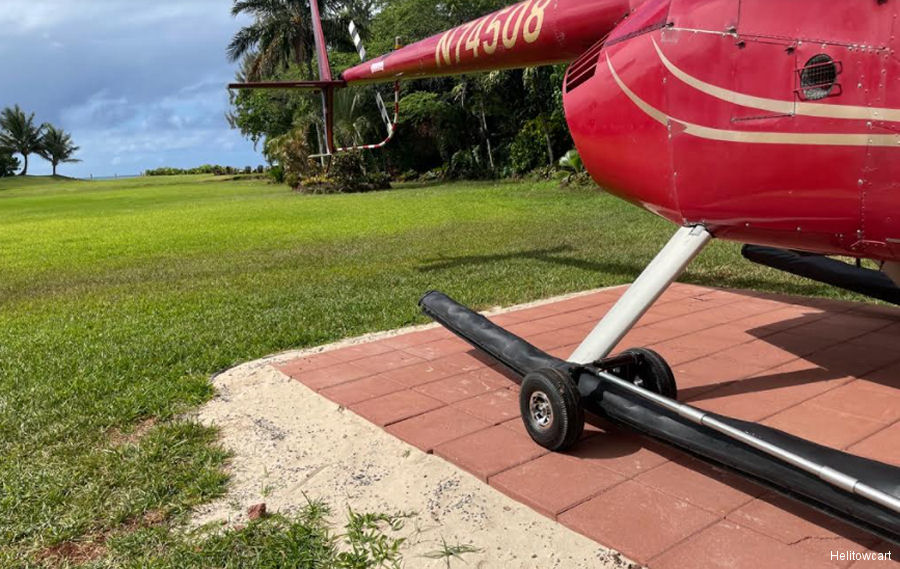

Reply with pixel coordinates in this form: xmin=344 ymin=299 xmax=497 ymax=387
xmin=390 ymin=180 xmax=449 ymax=191
xmin=418 ymin=245 xmax=642 ymax=275
xmin=418 ymin=246 xmax=844 ymax=298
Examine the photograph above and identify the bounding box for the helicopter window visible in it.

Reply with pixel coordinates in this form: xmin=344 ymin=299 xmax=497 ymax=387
xmin=799 ymin=54 xmax=840 ymax=101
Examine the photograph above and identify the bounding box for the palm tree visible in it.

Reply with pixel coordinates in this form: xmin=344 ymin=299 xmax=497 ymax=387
xmin=228 ymin=0 xmax=321 ymax=80
xmin=451 ymin=71 xmax=506 ymax=172
xmin=0 ymin=105 xmax=44 ymax=176
xmin=38 ymin=125 xmax=80 ymax=177
xmin=227 ymin=0 xmax=373 ymax=80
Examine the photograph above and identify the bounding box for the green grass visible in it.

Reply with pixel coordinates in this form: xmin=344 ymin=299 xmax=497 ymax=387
xmin=97 ymin=502 xmax=408 ymax=569
xmin=0 ymin=174 xmax=854 ymax=567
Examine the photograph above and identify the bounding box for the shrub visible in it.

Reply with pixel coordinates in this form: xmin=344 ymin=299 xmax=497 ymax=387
xmin=560 ymin=171 xmax=595 ymax=188
xmin=263 ymin=128 xmax=316 ymax=188
xmin=418 ymin=167 xmax=447 ymax=183
xmin=558 ymin=149 xmax=584 ymax=173
xmin=557 ymin=149 xmax=594 ymax=187
xmin=447 ymin=147 xmax=492 ymax=180
xmin=526 ymin=165 xmax=565 ymax=181
xmin=396 ymin=170 xmax=418 ymax=182
xmin=297 ymin=153 xmax=391 ymax=194
xmin=268 ymin=164 xmax=285 ymax=184
xmin=509 ymin=119 xmax=551 ymax=175
xmin=332 ymin=152 xmax=391 ymax=193
xmin=299 ymin=174 xmax=338 ymax=193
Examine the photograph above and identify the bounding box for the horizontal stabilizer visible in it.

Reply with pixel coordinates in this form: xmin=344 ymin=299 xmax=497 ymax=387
xmin=227 ymin=80 xmax=345 ymax=91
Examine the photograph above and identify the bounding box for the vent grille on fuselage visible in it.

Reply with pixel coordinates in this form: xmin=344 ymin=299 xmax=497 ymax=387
xmin=566 ymin=39 xmax=607 ymax=93
xmin=799 ymin=54 xmax=840 ymax=101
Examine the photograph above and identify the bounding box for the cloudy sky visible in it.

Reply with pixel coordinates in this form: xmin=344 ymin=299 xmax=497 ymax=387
xmin=0 ymin=0 xmax=264 ymax=178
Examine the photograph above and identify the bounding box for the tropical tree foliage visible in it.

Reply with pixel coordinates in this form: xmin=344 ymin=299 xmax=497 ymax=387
xmin=228 ymin=0 xmax=377 ymax=80
xmin=227 ymin=0 xmax=575 ymax=188
xmin=0 ymin=149 xmax=20 ymax=178
xmin=0 ymin=105 xmax=44 ymax=176
xmin=228 ymin=0 xmax=321 ymax=80
xmin=39 ymin=125 xmax=81 ymax=176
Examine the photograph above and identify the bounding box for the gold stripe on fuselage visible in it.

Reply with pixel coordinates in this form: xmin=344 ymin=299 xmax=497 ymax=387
xmin=652 ymin=38 xmax=900 ymax=123
xmin=606 ymin=54 xmax=900 ymax=147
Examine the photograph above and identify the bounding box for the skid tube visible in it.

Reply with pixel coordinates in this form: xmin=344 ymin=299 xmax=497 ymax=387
xmin=419 ymin=291 xmax=900 ymax=544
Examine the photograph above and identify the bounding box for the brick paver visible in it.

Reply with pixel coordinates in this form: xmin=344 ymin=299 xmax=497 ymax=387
xmin=491 ymin=452 xmax=625 ymax=517
xmin=279 ymin=285 xmax=899 ymax=566
xmin=434 ymin=425 xmax=548 ymax=481
xmin=558 ymin=480 xmax=720 ymax=561
xmin=386 ymin=406 xmax=491 ymax=452
xmin=451 ymin=388 xmax=520 ymax=424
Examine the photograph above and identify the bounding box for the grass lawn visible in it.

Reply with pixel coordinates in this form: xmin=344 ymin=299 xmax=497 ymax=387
xmin=0 ymin=174 xmax=854 ymax=567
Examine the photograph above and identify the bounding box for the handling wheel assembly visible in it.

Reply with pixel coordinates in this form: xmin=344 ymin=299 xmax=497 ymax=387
xmin=607 ymin=348 xmax=678 ymax=399
xmin=518 ymin=349 xmax=677 ymax=452
xmin=519 ymin=368 xmax=584 ymax=452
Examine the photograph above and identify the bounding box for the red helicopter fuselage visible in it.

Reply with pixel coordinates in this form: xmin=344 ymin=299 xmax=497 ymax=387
xmin=342 ymin=0 xmax=900 ymax=263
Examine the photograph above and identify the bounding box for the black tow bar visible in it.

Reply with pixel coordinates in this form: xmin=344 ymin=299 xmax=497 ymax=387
xmin=419 ymin=291 xmax=900 ymax=544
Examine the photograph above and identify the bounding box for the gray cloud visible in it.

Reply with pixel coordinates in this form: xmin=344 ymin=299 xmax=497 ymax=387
xmin=0 ymin=0 xmax=263 ymax=176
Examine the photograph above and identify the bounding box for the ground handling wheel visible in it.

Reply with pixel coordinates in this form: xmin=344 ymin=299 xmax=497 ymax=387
xmin=608 ymin=347 xmax=678 ymax=399
xmin=519 ymin=368 xmax=584 ymax=452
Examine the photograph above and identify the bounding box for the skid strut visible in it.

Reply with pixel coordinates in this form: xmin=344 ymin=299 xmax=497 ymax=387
xmin=570 ymin=225 xmax=712 ymax=363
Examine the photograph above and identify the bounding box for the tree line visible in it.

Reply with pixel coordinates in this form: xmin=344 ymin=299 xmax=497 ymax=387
xmin=144 ymin=165 xmax=267 ymax=176
xmin=0 ymin=105 xmax=80 ymax=178
xmin=226 ymin=0 xmax=578 ymax=188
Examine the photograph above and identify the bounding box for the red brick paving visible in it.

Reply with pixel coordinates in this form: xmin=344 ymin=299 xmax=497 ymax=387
xmin=348 ymin=390 xmax=443 ymax=426
xmin=762 ymin=401 xmax=888 ymax=449
xmin=558 ymin=480 xmax=720 ymax=561
xmin=434 ymin=425 xmax=548 ymax=481
xmin=724 ymin=493 xmax=883 ymax=563
xmin=401 ymin=337 xmax=469 ymax=360
xmin=450 ymin=388 xmax=520 ymax=424
xmin=491 ymin=452 xmax=626 ymax=517
xmin=319 ymin=375 xmax=405 ymax=406
xmin=376 ymin=355 xmax=487 ymax=388
xmin=849 ymin=422 xmax=900 ymax=465
xmin=653 ymin=520 xmax=844 ymax=569
xmin=327 ymin=341 xmax=396 ymax=362
xmin=413 ymin=366 xmax=509 ymax=403
xmin=633 ymin=456 xmax=762 ymax=517
xmin=569 ymin=428 xmax=675 ymax=478
xmin=386 ymin=406 xmax=490 ymax=452
xmin=278 ymin=285 xmax=900 ymax=566
xmin=291 ymin=361 xmax=372 ymax=391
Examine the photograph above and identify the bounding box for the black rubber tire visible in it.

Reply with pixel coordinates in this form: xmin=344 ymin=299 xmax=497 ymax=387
xmin=621 ymin=348 xmax=678 ymax=399
xmin=519 ymin=368 xmax=584 ymax=452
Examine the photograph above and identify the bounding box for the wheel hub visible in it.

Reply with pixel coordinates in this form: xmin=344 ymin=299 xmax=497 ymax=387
xmin=529 ymin=391 xmax=554 ymax=430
